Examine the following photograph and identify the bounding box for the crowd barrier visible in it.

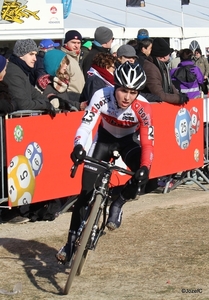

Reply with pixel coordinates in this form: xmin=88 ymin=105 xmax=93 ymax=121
xmin=0 ymin=98 xmax=206 ymax=208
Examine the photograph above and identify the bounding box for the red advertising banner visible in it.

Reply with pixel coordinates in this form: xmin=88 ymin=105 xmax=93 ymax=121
xmin=5 ymin=99 xmax=203 ymax=207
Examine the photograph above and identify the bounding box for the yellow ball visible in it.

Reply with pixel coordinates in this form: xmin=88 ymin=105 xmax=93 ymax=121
xmin=8 ymin=155 xmax=35 ymax=207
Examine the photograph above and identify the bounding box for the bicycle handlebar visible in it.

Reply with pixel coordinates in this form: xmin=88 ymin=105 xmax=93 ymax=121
xmin=70 ymin=155 xmax=134 ymax=178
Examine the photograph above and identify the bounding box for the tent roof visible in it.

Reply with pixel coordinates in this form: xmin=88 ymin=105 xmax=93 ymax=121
xmin=63 ymin=0 xmax=209 ymax=39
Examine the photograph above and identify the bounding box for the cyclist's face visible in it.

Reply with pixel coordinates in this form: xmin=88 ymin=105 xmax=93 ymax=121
xmin=115 ymin=87 xmax=138 ymax=109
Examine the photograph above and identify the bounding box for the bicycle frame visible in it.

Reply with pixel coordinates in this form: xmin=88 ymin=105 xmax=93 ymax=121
xmin=64 ymin=153 xmax=134 ymax=294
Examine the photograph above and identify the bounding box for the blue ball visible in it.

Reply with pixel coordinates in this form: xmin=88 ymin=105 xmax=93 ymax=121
xmin=175 ymin=108 xmax=192 ymax=149
xmin=25 ymin=142 xmax=43 ymax=176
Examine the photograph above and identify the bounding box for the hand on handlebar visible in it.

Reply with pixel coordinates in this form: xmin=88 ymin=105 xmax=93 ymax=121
xmin=132 ymin=166 xmax=149 ymax=185
xmin=70 ymin=144 xmax=86 ymax=165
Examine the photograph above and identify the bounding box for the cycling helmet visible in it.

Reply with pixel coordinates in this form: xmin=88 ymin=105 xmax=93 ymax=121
xmin=114 ymin=61 xmax=146 ymax=90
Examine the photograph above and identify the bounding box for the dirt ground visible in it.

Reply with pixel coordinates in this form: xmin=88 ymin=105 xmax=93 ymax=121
xmin=1 ymin=183 xmax=209 ymax=300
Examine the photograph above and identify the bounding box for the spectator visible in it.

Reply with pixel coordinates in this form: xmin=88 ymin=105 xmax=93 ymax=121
xmin=168 ymin=50 xmax=180 ymax=70
xmin=192 ymin=48 xmax=209 ymax=95
xmin=170 ymin=48 xmax=204 ymax=99
xmin=42 ymin=49 xmax=82 ymax=111
xmin=31 ymin=39 xmax=60 ymax=86
xmin=61 ymin=30 xmax=85 ymax=95
xmin=0 ymin=55 xmax=17 ymax=114
xmin=136 ymin=38 xmax=153 ymax=60
xmin=137 ymin=28 xmax=149 ymax=41
xmin=138 ymin=38 xmax=189 ymax=105
xmin=79 ymin=40 xmax=92 ymax=69
xmin=82 ymin=26 xmax=114 ymax=80
xmin=110 ymin=44 xmax=121 ymax=57
xmin=116 ymin=45 xmax=162 ymax=104
xmin=127 ymin=39 xmax=138 ymax=49
xmin=117 ymin=44 xmax=138 ymax=64
xmin=3 ymin=39 xmax=56 ymax=116
xmin=79 ymin=52 xmax=117 ymax=105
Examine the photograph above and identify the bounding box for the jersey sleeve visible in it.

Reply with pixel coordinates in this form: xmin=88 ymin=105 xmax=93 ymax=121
xmin=74 ymin=90 xmax=102 ymax=147
xmin=132 ymin=98 xmax=154 ymax=169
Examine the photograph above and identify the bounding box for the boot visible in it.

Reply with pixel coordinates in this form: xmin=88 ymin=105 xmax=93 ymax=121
xmin=106 ymin=194 xmax=126 ymax=231
xmin=55 ymin=230 xmax=76 ymax=265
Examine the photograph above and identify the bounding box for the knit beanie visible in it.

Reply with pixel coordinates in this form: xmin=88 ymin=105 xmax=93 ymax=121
xmin=44 ymin=49 xmax=66 ymax=77
xmin=151 ymin=38 xmax=171 ymax=57
xmin=13 ymin=39 xmax=38 ymax=57
xmin=0 ymin=55 xmax=7 ymax=72
xmin=94 ymin=26 xmax=113 ymax=45
xmin=195 ymin=48 xmax=202 ymax=55
xmin=64 ymin=30 xmax=82 ymax=43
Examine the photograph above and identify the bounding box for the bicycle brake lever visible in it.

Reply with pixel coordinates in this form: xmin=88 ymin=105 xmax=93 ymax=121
xmin=70 ymin=163 xmax=78 ymax=178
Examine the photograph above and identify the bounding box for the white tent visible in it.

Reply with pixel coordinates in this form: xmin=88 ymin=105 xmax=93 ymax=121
xmin=62 ymin=0 xmax=209 ymax=40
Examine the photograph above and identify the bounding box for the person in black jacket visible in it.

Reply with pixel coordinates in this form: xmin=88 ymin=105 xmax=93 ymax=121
xmin=0 ymin=55 xmax=17 ymax=114
xmin=82 ymin=26 xmax=114 ymax=81
xmin=3 ymin=39 xmax=56 ymax=116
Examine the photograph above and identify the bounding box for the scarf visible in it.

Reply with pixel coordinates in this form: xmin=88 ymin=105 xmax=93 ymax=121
xmin=63 ymin=45 xmax=80 ymax=56
xmin=9 ymin=54 xmax=33 ymax=77
xmin=91 ymin=64 xmax=115 ymax=85
xmin=152 ymin=57 xmax=173 ymax=94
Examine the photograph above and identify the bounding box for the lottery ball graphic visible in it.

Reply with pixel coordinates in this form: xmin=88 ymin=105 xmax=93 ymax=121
xmin=175 ymin=108 xmax=192 ymax=149
xmin=7 ymin=155 xmax=35 ymax=206
xmin=14 ymin=125 xmax=24 ymax=142
xmin=25 ymin=142 xmax=43 ymax=176
xmin=190 ymin=107 xmax=200 ymax=134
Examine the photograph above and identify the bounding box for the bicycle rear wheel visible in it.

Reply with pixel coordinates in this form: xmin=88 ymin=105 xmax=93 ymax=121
xmin=63 ymin=193 xmax=103 ymax=295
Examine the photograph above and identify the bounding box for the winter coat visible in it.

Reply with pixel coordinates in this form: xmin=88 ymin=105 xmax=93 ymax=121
xmin=170 ymin=61 xmax=204 ymax=99
xmin=79 ymin=67 xmax=113 ymax=103
xmin=60 ymin=46 xmax=85 ymax=94
xmin=138 ymin=56 xmax=180 ymax=104
xmin=192 ymin=56 xmax=209 ymax=77
xmin=3 ymin=62 xmax=50 ymax=110
xmin=82 ymin=43 xmax=111 ymax=81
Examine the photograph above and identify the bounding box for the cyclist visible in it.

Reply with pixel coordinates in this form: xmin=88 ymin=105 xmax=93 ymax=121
xmin=56 ymin=61 xmax=154 ymax=264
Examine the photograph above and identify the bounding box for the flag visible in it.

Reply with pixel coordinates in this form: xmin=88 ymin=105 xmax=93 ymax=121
xmin=126 ymin=0 xmax=145 ymax=7
xmin=62 ymin=0 xmax=72 ymax=19
xmin=181 ymin=0 xmax=190 ymax=5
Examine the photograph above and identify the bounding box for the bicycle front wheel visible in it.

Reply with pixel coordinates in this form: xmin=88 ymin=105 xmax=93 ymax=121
xmin=76 ymin=248 xmax=89 ymax=276
xmin=63 ymin=193 xmax=103 ymax=295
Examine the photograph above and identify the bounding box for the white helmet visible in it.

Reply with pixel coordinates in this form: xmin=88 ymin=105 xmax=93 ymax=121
xmin=114 ymin=61 xmax=146 ymax=90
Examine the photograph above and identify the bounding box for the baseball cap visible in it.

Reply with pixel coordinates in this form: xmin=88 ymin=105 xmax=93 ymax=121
xmin=137 ymin=29 xmax=149 ymax=40
xmin=39 ymin=39 xmax=60 ymax=49
xmin=117 ymin=45 xmax=138 ymax=58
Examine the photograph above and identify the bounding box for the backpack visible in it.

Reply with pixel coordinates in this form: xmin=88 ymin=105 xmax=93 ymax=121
xmin=173 ymin=65 xmax=196 ymax=83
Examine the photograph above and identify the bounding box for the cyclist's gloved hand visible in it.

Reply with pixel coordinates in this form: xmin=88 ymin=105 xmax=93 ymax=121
xmin=71 ymin=144 xmax=86 ymax=165
xmin=132 ymin=166 xmax=149 ymax=185
xmin=179 ymin=93 xmax=189 ymax=105
xmin=45 ymin=101 xmax=56 ymax=118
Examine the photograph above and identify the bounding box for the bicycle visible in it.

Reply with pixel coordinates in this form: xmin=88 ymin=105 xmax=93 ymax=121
xmin=63 ymin=150 xmax=135 ymax=295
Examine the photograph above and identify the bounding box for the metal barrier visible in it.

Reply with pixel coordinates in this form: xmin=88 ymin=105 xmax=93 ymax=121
xmin=1 ymin=101 xmax=208 ymax=208
xmin=163 ymin=96 xmax=209 ymax=193
xmin=0 ymin=110 xmax=45 ymax=208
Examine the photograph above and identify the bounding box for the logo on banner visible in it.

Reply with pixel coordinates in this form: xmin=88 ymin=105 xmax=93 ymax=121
xmin=174 ymin=107 xmax=200 ymax=150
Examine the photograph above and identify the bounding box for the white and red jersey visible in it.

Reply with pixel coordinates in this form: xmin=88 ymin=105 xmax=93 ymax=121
xmin=74 ymin=87 xmax=154 ymax=169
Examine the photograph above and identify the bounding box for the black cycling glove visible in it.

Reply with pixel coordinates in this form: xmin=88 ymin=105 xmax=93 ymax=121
xmin=71 ymin=144 xmax=86 ymax=165
xmin=132 ymin=166 xmax=149 ymax=185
